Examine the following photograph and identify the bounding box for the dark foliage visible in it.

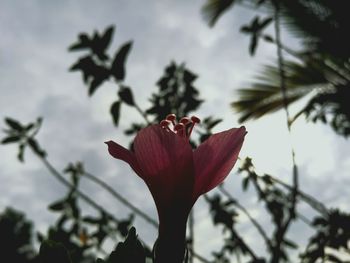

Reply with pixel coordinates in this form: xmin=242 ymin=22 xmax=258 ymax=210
xmin=0 ymin=208 xmax=37 ymax=263
xmin=97 ymin=227 xmax=146 ymax=263
xmin=146 ymin=62 xmax=202 ymax=123
xmin=1 ymin=117 xmax=45 ymax=161
xmin=300 ymin=210 xmax=350 ymax=263
xmin=2 ymin=21 xmax=350 ymax=263
xmin=202 ymin=0 xmax=350 ymax=138
xmin=240 ymin=16 xmax=273 ymax=56
xmin=39 ymin=240 xmax=72 ymax=263
xmin=69 ymin=26 xmax=132 ymax=96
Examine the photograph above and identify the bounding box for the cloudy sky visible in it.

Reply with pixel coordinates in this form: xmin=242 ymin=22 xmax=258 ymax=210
xmin=1 ymin=0 xmax=350 ymax=261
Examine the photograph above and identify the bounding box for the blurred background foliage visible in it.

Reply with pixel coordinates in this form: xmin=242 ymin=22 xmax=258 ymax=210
xmin=1 ymin=0 xmax=350 ymax=262
xmin=204 ymin=0 xmax=350 ymax=137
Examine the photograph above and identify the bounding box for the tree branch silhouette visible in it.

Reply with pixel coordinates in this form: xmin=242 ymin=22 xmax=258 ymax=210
xmin=218 ymin=185 xmax=273 ymax=250
xmin=272 ymin=3 xmax=299 ymax=261
xmin=83 ymin=171 xmax=158 ymax=227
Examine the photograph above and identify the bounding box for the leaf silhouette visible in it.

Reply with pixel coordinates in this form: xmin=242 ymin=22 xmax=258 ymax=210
xmin=68 ymin=33 xmax=90 ymax=51
xmin=111 ymin=41 xmax=133 ymax=81
xmin=69 ymin=26 xmax=115 ymax=61
xmin=91 ymin=25 xmax=115 ymax=60
xmin=1 ymin=135 xmax=21 ymax=144
xmin=232 ymin=60 xmax=328 ymax=123
xmin=107 ymin=227 xmax=145 ymax=263
xmin=28 ymin=138 xmax=46 ymax=157
xmin=70 ymin=56 xmax=110 ymax=96
xmin=110 ymin=101 xmax=121 ymax=126
xmin=39 ymin=240 xmax=72 ymax=263
xmin=201 ymin=0 xmax=235 ymax=27
xmin=99 ymin=26 xmax=114 ymax=53
xmin=240 ymin=16 xmax=273 ymax=56
xmin=5 ymin=117 xmax=24 ymax=131
xmin=118 ymin=86 xmax=135 ymax=106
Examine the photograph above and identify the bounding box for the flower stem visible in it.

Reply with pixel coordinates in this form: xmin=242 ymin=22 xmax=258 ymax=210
xmin=155 ymin=219 xmax=187 ymax=263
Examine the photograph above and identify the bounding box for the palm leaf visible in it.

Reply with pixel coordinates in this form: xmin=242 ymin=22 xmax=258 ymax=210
xmin=232 ymin=60 xmax=329 ymax=123
xmin=201 ymin=0 xmax=237 ymax=27
xmin=278 ymin=0 xmax=350 ymax=59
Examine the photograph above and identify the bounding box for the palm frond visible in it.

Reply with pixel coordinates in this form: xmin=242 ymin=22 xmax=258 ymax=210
xmin=201 ymin=0 xmax=236 ymax=27
xmin=298 ymin=83 xmax=350 ymax=137
xmin=279 ymin=0 xmax=350 ymax=59
xmin=232 ymin=60 xmax=329 ymax=123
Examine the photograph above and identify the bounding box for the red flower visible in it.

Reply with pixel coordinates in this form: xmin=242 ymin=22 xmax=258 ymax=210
xmin=105 ymin=114 xmax=246 ymax=262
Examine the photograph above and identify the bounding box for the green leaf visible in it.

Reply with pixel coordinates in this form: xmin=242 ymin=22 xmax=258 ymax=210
xmin=242 ymin=176 xmax=250 ymax=191
xmin=28 ymin=138 xmax=46 ymax=157
xmin=39 ymin=240 xmax=72 ymax=263
xmin=201 ymin=0 xmax=235 ymax=27
xmin=107 ymin=227 xmax=145 ymax=263
xmin=88 ymin=72 xmax=110 ymax=96
xmin=110 ymin=101 xmax=121 ymax=126
xmin=118 ymin=86 xmax=135 ymax=106
xmin=117 ymin=215 xmax=134 ymax=237
xmin=37 ymin=232 xmax=45 ymax=243
xmin=83 ymin=216 xmax=101 ymax=224
xmin=283 ymin=239 xmax=298 ymax=249
xmin=249 ymin=35 xmax=258 ymax=56
xmin=203 ymin=117 xmax=222 ymax=130
xmin=70 ymin=56 xmax=110 ymax=96
xmin=69 ymin=33 xmax=90 ymax=51
xmin=18 ymin=143 xmax=25 ymax=162
xmin=99 ymin=26 xmax=115 ymax=52
xmin=67 ymin=198 xmax=80 ymax=219
xmin=259 ymin=17 xmax=273 ymax=30
xmin=111 ymin=41 xmax=133 ymax=81
xmin=231 ymin=60 xmax=328 ymax=123
xmin=263 ymin=34 xmax=274 ymax=43
xmin=5 ymin=117 xmax=23 ymax=131
xmin=48 ymin=200 xmax=66 ymax=211
xmin=1 ymin=135 xmax=21 ymax=144
xmin=25 ymin=123 xmax=35 ymax=131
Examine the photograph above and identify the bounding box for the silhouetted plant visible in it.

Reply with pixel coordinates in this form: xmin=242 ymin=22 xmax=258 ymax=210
xmin=0 ymin=207 xmax=37 ymax=263
xmin=202 ymin=0 xmax=350 ymax=137
xmin=2 ymin=18 xmax=350 ymax=263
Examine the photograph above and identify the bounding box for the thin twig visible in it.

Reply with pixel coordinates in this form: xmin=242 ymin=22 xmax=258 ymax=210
xmin=188 ymin=249 xmax=212 ymax=263
xmin=134 ymin=103 xmax=151 ymax=125
xmin=40 ymin=158 xmax=119 ymax=222
xmin=272 ymin=4 xmax=299 ymax=261
xmin=83 ymin=171 xmax=158 ymax=227
xmin=230 ymin=228 xmax=259 ymax=261
xmin=114 ymin=80 xmax=151 ymax=125
xmin=188 ymin=209 xmax=195 ymax=263
xmin=267 ymin=175 xmax=329 ymax=216
xmin=298 ymin=213 xmax=313 ymax=226
xmin=218 ymin=185 xmax=273 ymax=250
xmin=203 ymin=194 xmax=261 ymax=262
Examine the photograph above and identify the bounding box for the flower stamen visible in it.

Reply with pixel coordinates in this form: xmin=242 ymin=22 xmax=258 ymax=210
xmin=166 ymin=114 xmax=177 ymax=126
xmin=160 ymin=120 xmax=172 ymax=132
xmin=188 ymin=115 xmax=200 ymax=138
xmin=160 ymin=114 xmax=201 ymax=140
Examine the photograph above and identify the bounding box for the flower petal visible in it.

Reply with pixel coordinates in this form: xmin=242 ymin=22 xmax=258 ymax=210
xmin=133 ymin=124 xmax=195 ymax=211
xmin=105 ymin=140 xmax=142 ymax=177
xmin=193 ymin=126 xmax=247 ymax=198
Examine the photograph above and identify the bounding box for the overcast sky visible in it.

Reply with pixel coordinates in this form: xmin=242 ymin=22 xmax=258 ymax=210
xmin=1 ymin=0 xmax=350 ymax=262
